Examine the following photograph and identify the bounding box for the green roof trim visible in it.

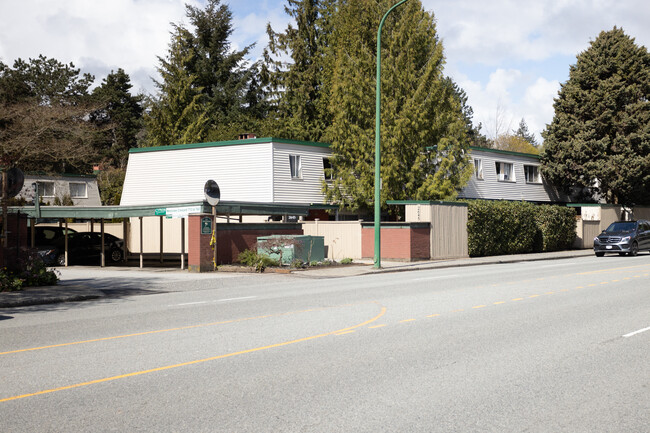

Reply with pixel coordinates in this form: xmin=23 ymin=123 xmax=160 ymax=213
xmin=129 ymin=137 xmax=331 ymax=154
xmin=387 ymin=200 xmax=468 ymax=207
xmin=469 ymin=146 xmax=541 ymax=159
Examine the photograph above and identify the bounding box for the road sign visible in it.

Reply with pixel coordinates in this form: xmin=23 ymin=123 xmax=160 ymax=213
xmin=165 ymin=206 xmax=202 ymax=219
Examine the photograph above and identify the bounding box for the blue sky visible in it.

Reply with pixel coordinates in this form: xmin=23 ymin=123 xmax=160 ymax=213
xmin=1 ymin=0 xmax=649 ymax=142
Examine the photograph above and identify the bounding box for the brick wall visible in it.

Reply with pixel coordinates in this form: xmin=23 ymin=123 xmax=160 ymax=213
xmin=187 ymin=217 xmax=303 ymax=272
xmin=361 ymin=223 xmax=430 ymax=261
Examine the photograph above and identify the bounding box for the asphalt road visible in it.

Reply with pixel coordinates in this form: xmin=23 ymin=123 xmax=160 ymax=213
xmin=1 ymin=254 xmax=649 ymax=432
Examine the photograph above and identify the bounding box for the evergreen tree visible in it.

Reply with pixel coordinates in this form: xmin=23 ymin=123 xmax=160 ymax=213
xmin=542 ymin=27 xmax=650 ymax=205
xmin=91 ymin=69 xmax=144 ymax=167
xmin=144 ymin=27 xmax=209 ymax=147
xmin=265 ymin=0 xmax=335 ymax=141
xmin=323 ymin=0 xmax=471 ymax=211
xmin=144 ymin=0 xmax=265 ymax=145
xmin=514 ymin=118 xmax=538 ymax=147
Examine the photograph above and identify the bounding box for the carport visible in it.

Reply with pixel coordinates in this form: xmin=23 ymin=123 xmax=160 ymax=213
xmin=9 ymin=201 xmax=316 ymax=269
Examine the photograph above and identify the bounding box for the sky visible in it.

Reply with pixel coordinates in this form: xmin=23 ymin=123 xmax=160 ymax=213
xmin=1 ymin=0 xmax=649 ymax=143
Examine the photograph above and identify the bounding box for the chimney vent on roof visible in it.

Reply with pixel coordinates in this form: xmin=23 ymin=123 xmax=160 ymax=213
xmin=238 ymin=133 xmax=257 ymax=140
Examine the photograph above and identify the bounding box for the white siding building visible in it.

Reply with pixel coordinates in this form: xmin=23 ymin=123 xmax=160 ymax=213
xmin=459 ymin=147 xmax=568 ymax=203
xmin=120 ymin=137 xmax=332 ymax=206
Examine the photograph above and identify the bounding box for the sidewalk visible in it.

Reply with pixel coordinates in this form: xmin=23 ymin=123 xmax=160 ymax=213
xmin=0 ymin=249 xmax=595 ymax=308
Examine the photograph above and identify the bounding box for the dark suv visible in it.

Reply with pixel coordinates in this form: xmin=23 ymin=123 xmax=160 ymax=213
xmin=593 ymin=220 xmax=650 ymax=257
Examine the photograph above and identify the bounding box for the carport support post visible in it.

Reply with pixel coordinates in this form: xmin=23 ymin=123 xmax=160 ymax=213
xmin=64 ymin=220 xmax=69 ymax=267
xmin=180 ymin=217 xmax=185 ymax=270
xmin=139 ymin=216 xmax=144 ymax=269
xmin=100 ymin=218 xmax=105 ymax=267
xmin=159 ymin=215 xmax=164 ymax=264
xmin=122 ymin=219 xmax=128 ymax=263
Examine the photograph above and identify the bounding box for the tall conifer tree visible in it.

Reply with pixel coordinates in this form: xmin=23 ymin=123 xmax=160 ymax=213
xmin=542 ymin=27 xmax=650 ymax=205
xmin=323 ymin=0 xmax=471 ymax=211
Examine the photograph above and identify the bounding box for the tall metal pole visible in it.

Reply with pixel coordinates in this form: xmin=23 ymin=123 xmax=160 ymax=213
xmin=375 ymin=0 xmax=410 ymax=268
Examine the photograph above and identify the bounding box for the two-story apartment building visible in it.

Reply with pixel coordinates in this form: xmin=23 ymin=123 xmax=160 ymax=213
xmin=120 ymin=136 xmax=333 ymax=207
xmin=459 ymin=147 xmax=568 ymax=203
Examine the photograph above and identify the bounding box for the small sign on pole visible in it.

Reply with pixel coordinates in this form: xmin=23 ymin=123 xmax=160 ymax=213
xmin=201 ymin=217 xmax=213 ymax=235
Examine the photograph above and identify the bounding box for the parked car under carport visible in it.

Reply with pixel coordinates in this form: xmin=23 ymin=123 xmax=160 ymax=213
xmin=39 ymin=232 xmax=126 ymax=266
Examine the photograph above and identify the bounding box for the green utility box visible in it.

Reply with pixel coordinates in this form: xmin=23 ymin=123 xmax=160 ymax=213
xmin=257 ymin=235 xmax=325 ymax=264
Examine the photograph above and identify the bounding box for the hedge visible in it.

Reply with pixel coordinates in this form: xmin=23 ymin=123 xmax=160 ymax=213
xmin=467 ymin=201 xmax=576 ymax=257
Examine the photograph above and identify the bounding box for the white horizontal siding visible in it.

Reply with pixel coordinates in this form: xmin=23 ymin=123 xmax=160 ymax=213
xmin=272 ymin=142 xmax=332 ymax=203
xmin=459 ymin=150 xmax=566 ymax=202
xmin=121 ymin=143 xmax=273 ymax=206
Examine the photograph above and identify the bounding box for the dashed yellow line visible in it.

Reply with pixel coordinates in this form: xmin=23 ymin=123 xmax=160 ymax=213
xmin=511 ymin=298 xmax=524 ymax=301
xmin=472 ymin=305 xmax=486 ymax=309
xmin=528 ymin=295 xmax=540 ymax=298
xmin=493 ymin=301 xmax=506 ymax=305
xmin=399 ymin=319 xmax=416 ymax=323
xmin=426 ymin=314 xmax=441 ymax=318
xmin=368 ymin=324 xmax=387 ymax=329
xmin=0 ymin=306 xmax=387 ymax=403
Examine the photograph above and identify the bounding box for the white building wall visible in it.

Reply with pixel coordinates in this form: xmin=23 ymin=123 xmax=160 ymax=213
xmin=120 ymin=142 xmax=274 ymax=206
xmin=272 ymin=142 xmax=332 ymax=203
xmin=460 ymin=149 xmax=566 ymax=202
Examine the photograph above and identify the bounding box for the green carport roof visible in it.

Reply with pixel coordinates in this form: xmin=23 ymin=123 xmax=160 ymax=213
xmin=8 ymin=201 xmax=329 ymax=219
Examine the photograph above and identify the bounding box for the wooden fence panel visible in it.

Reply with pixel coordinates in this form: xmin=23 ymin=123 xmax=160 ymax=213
xmin=302 ymin=221 xmax=362 ymax=259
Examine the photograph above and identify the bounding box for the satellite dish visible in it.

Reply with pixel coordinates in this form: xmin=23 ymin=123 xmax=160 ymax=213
xmin=1 ymin=167 xmax=25 ymax=198
xmin=204 ymin=180 xmax=220 ymax=206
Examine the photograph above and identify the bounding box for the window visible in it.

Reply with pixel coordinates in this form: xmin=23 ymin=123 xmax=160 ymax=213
xmin=474 ymin=159 xmax=483 ymax=180
xmin=69 ymin=182 xmax=87 ymax=198
xmin=323 ymin=157 xmax=333 ymax=181
xmin=495 ymin=162 xmax=514 ymax=181
xmin=37 ymin=181 xmax=55 ymax=197
xmin=289 ymin=155 xmax=302 ymax=179
xmin=524 ymin=165 xmax=541 ymax=184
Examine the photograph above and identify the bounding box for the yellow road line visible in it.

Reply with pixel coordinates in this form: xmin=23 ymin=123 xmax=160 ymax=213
xmin=426 ymin=314 xmax=441 ymax=317
xmin=399 ymin=319 xmax=416 ymax=323
xmin=528 ymin=295 xmax=540 ymax=298
xmin=0 ymin=305 xmax=352 ymax=356
xmin=511 ymin=298 xmax=523 ymax=301
xmin=472 ymin=305 xmax=486 ymax=309
xmin=545 ymin=292 xmax=555 ymax=295
xmin=0 ymin=306 xmax=387 ymax=403
xmin=368 ymin=324 xmax=387 ymax=329
xmin=493 ymin=301 xmax=506 ymax=305
xmin=335 ymin=330 xmax=356 ymax=335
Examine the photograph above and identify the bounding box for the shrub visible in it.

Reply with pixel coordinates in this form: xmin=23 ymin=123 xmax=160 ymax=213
xmin=237 ymin=249 xmax=279 ymax=272
xmin=467 ymin=201 xmax=576 ymax=257
xmin=535 ymin=205 xmax=576 ymax=252
xmin=0 ymin=251 xmax=59 ymax=292
xmin=340 ymin=258 xmax=353 ymax=265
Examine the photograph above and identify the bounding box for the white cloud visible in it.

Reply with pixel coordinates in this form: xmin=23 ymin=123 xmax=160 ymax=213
xmin=0 ymin=0 xmax=196 ymax=94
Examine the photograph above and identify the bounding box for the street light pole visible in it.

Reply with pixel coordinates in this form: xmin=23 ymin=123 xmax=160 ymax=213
xmin=375 ymin=0 xmax=410 ymax=269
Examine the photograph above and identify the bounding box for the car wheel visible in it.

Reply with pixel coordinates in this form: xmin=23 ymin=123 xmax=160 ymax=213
xmin=595 ymin=252 xmax=605 ymax=257
xmin=56 ymin=254 xmax=66 ymax=266
xmin=628 ymin=242 xmax=639 ymax=256
xmin=110 ymin=249 xmax=123 ymax=263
